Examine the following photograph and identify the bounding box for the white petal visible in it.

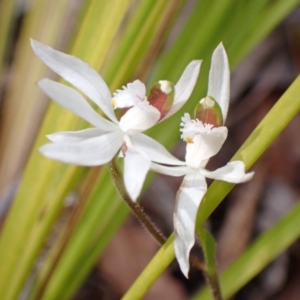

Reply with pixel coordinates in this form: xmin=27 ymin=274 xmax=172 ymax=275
xmin=124 ymin=150 xmax=151 ymax=201
xmin=131 ymin=133 xmax=185 ymax=165
xmin=163 ymin=60 xmax=202 ymax=120
xmin=174 ymin=172 xmax=207 ymax=278
xmin=119 ymin=105 xmax=160 ymax=133
xmin=39 ymin=131 xmax=123 ymax=166
xmin=38 ymin=79 xmax=117 ymax=131
xmin=31 ymin=39 xmax=117 ymax=122
xmin=202 ymin=161 xmax=254 ymax=183
xmin=207 ymin=43 xmax=230 ymax=122
xmin=151 ymin=163 xmax=188 ymax=176
xmin=185 ymin=126 xmax=228 ymax=168
xmin=47 ymin=128 xmax=105 ymax=143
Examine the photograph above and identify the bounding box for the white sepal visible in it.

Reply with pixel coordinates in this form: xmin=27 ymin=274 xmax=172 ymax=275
xmin=131 ymin=133 xmax=185 ymax=165
xmin=150 ymin=163 xmax=188 ymax=177
xmin=31 ymin=39 xmax=117 ymax=122
xmin=47 ymin=128 xmax=106 ymax=143
xmin=40 ymin=131 xmax=123 ymax=166
xmin=201 ymin=161 xmax=254 ymax=183
xmin=174 ymin=171 xmax=207 ymax=278
xmin=38 ymin=79 xmax=116 ymax=131
xmin=163 ymin=60 xmax=202 ymax=120
xmin=207 ymin=43 xmax=230 ymax=122
xmin=123 ymin=150 xmax=151 ymax=201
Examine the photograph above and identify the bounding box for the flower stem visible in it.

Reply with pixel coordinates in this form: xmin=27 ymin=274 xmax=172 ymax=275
xmin=109 ymin=157 xmax=206 ymax=272
xmin=197 ymin=226 xmax=223 ymax=300
xmin=204 ymin=273 xmax=223 ymax=300
xmin=110 ymin=158 xmax=166 ymax=244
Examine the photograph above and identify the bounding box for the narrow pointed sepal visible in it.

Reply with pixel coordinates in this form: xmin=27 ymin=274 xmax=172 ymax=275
xmin=207 ymin=43 xmax=230 ymax=122
xmin=131 ymin=133 xmax=185 ymax=165
xmin=31 ymin=39 xmax=117 ymax=122
xmin=123 ymin=149 xmax=151 ymax=201
xmin=174 ymin=172 xmax=207 ymax=277
xmin=38 ymin=79 xmax=116 ymax=131
xmin=47 ymin=128 xmax=106 ymax=143
xmin=39 ymin=131 xmax=123 ymax=166
xmin=202 ymin=161 xmax=254 ymax=183
xmin=164 ymin=60 xmax=202 ymax=120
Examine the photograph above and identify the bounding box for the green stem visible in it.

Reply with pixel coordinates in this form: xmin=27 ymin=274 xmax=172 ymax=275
xmin=204 ymin=273 xmax=223 ymax=300
xmin=197 ymin=226 xmax=223 ymax=300
xmin=109 ymin=158 xmax=166 ymax=244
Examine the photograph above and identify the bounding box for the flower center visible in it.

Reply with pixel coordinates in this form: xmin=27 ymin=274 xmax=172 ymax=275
xmin=111 ymin=80 xmax=148 ymax=110
xmin=180 ymin=113 xmax=216 ymax=143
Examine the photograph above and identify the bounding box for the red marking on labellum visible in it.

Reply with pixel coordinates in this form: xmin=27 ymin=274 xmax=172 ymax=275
xmin=121 ymin=142 xmax=128 ymax=155
xmin=196 ymin=110 xmax=220 ymax=127
xmin=148 ymin=87 xmax=169 ymax=120
xmin=194 ymin=96 xmax=223 ymax=127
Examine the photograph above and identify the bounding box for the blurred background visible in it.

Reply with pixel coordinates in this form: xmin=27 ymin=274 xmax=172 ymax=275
xmin=0 ymin=1 xmax=300 ymax=299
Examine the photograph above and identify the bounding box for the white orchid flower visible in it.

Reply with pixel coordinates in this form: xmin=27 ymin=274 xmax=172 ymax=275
xmin=31 ymin=40 xmax=201 ymax=201
xmin=151 ymin=43 xmax=254 ymax=277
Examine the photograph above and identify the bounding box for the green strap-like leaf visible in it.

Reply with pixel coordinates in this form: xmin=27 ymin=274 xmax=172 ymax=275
xmin=197 ymin=226 xmax=223 ymax=300
xmin=197 ymin=226 xmax=218 ymax=276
